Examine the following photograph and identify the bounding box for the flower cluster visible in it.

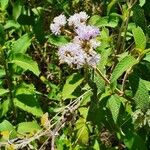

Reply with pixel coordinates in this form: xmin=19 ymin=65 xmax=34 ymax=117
xmin=132 ymin=109 xmax=150 ymax=128
xmin=50 ymin=12 xmax=101 ymax=69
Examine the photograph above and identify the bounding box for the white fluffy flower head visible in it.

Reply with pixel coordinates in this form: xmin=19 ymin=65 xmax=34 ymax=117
xmin=50 ymin=14 xmax=67 ymax=35
xmin=68 ymin=11 xmax=89 ymax=27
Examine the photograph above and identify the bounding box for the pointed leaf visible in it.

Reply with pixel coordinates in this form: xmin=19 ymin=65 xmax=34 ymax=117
xmin=62 ymin=73 xmax=84 ymax=99
xmin=11 ymin=34 xmax=32 ymax=54
xmin=14 ymin=96 xmax=43 ymax=117
xmin=129 ymin=74 xmax=150 ymax=110
xmin=107 ymin=95 xmax=121 ymax=123
xmin=10 ymin=53 xmax=40 ymax=76
xmin=111 ymin=55 xmax=138 ymax=83
xmin=132 ymin=26 xmax=146 ymax=51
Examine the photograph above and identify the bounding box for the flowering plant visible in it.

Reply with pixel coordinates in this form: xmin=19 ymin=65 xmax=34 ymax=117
xmin=50 ymin=12 xmax=101 ymax=69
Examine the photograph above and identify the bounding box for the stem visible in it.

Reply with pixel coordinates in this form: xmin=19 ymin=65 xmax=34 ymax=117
xmin=95 ymin=67 xmax=110 ymax=85
xmin=116 ymin=0 xmax=137 ymax=54
xmin=121 ymin=69 xmax=130 ymax=92
xmin=95 ymin=67 xmax=123 ymax=95
xmin=3 ymin=50 xmax=16 ymax=119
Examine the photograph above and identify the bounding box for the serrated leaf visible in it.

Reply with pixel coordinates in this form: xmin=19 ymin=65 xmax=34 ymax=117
xmin=11 ymin=34 xmax=32 ymax=54
xmin=10 ymin=53 xmax=40 ymax=76
xmin=111 ymin=55 xmax=138 ymax=83
xmin=48 ymin=35 xmax=70 ymax=46
xmin=0 ymin=0 xmax=9 ymax=11
xmin=62 ymin=73 xmax=84 ymax=99
xmin=17 ymin=121 xmax=41 ymax=134
xmin=132 ymin=4 xmax=147 ymax=33
xmin=129 ymin=74 xmax=150 ymax=110
xmin=107 ymin=95 xmax=121 ymax=123
xmin=132 ymin=26 xmax=146 ymax=51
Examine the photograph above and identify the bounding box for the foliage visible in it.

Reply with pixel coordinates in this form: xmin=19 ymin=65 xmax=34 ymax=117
xmin=0 ymin=0 xmax=150 ymax=149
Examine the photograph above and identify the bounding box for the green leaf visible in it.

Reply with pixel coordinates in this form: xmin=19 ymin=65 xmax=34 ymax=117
xmin=10 ymin=53 xmax=40 ymax=76
xmin=48 ymin=35 xmax=70 ymax=46
xmin=0 ymin=120 xmax=17 ymax=139
xmin=132 ymin=4 xmax=147 ymax=33
xmin=0 ymin=120 xmax=14 ymax=132
xmin=12 ymin=0 xmax=22 ymax=20
xmin=89 ymin=15 xmax=119 ymax=28
xmin=107 ymin=95 xmax=121 ymax=123
xmin=62 ymin=73 xmax=84 ymax=99
xmin=0 ymin=24 xmax=5 ymax=45
xmin=14 ymin=96 xmax=43 ymax=117
xmin=33 ymin=16 xmax=45 ymax=43
xmin=14 ymin=84 xmax=43 ymax=117
xmin=111 ymin=55 xmax=138 ymax=83
xmin=0 ymin=88 xmax=9 ymax=96
xmin=0 ymin=99 xmax=9 ymax=117
xmin=11 ymin=34 xmax=32 ymax=54
xmin=139 ymin=0 xmax=146 ymax=6
xmin=132 ymin=26 xmax=146 ymax=51
xmin=129 ymin=74 xmax=150 ymax=110
xmin=17 ymin=121 xmax=41 ymax=134
xmin=4 ymin=20 xmax=20 ymax=29
xmin=124 ymin=132 xmax=147 ymax=150
xmin=76 ymin=118 xmax=89 ymax=145
xmin=0 ymin=0 xmax=9 ymax=11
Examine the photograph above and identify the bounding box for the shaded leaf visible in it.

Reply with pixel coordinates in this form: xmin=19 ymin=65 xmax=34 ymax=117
xmin=129 ymin=74 xmax=150 ymax=110
xmin=48 ymin=35 xmax=70 ymax=46
xmin=107 ymin=95 xmax=121 ymax=123
xmin=124 ymin=132 xmax=147 ymax=150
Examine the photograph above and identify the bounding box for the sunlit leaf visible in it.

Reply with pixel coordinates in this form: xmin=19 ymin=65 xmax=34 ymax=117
xmin=10 ymin=53 xmax=40 ymax=76
xmin=62 ymin=73 xmax=84 ymax=99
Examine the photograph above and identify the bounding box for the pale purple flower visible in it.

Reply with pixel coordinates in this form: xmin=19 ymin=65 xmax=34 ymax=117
xmin=75 ymin=24 xmax=100 ymax=40
xmin=68 ymin=11 xmax=89 ymax=27
xmin=58 ymin=43 xmax=86 ymax=68
xmin=73 ymin=36 xmax=82 ymax=45
xmin=50 ymin=14 xmax=67 ymax=35
xmin=50 ymin=23 xmax=61 ymax=35
xmin=53 ymin=14 xmax=67 ymax=26
xmin=86 ymin=51 xmax=100 ymax=68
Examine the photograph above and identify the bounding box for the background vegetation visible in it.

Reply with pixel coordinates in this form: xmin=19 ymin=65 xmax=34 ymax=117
xmin=0 ymin=0 xmax=150 ymax=149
